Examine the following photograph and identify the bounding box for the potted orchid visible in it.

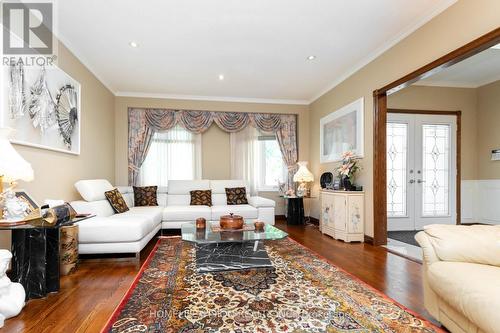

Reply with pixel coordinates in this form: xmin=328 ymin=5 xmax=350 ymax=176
xmin=336 ymin=151 xmax=361 ymax=191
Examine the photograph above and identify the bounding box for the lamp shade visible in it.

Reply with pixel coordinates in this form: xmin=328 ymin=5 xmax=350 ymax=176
xmin=0 ymin=128 xmax=34 ymax=183
xmin=293 ymin=161 xmax=314 ymax=183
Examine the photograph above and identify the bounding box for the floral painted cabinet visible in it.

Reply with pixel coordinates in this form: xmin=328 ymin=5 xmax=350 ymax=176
xmin=320 ymin=190 xmax=364 ymax=242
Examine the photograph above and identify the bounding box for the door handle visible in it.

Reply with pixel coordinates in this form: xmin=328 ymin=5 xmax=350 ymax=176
xmin=417 ymin=179 xmax=425 ymax=184
xmin=409 ymin=179 xmax=415 ymax=184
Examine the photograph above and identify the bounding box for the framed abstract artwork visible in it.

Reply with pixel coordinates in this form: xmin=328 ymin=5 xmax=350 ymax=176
xmin=1 ymin=63 xmax=81 ymax=155
xmin=320 ymin=97 xmax=364 ymax=163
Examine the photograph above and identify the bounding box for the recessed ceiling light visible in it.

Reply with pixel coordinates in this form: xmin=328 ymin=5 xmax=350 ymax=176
xmin=129 ymin=41 xmax=138 ymax=48
xmin=307 ymin=55 xmax=316 ymax=61
xmin=218 ymin=74 xmax=224 ymax=80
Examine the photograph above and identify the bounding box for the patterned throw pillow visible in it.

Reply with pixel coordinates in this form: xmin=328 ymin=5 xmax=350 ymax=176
xmin=133 ymin=186 xmax=158 ymax=206
xmin=104 ymin=188 xmax=129 ymax=213
xmin=190 ymin=190 xmax=212 ymax=206
xmin=225 ymin=187 xmax=248 ymax=205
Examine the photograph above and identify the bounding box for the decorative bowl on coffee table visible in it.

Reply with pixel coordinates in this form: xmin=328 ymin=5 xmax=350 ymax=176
xmin=219 ymin=213 xmax=244 ymax=230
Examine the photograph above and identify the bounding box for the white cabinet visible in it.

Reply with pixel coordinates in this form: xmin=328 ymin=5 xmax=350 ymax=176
xmin=320 ymin=190 xmax=364 ymax=242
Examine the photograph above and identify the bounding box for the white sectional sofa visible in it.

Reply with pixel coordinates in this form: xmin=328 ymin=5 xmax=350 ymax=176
xmin=71 ymin=179 xmax=275 ymax=256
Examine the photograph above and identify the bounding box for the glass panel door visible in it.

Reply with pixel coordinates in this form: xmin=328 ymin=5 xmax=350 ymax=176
xmin=387 ymin=122 xmax=408 ymax=217
xmin=421 ymin=124 xmax=450 ymax=216
xmin=388 ymin=113 xmax=456 ymax=231
xmin=387 ymin=113 xmax=415 ymax=231
xmin=414 ymin=115 xmax=456 ymax=230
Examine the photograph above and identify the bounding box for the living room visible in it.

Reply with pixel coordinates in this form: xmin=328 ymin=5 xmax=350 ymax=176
xmin=0 ymin=1 xmax=499 ymax=332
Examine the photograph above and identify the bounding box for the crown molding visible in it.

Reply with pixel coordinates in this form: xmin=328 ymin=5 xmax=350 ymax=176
xmin=115 ymin=91 xmax=310 ymax=105
xmin=309 ymin=0 xmax=457 ymax=103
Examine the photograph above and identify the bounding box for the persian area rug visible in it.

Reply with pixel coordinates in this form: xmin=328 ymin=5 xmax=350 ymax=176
xmin=102 ymin=237 xmax=443 ymax=333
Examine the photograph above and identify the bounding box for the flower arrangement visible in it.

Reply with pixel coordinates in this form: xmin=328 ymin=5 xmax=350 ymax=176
xmin=336 ymin=151 xmax=361 ymax=181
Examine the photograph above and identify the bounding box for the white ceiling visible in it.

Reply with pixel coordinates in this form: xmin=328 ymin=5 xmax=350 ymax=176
xmin=416 ymin=48 xmax=500 ymax=88
xmin=57 ymin=0 xmax=456 ymax=104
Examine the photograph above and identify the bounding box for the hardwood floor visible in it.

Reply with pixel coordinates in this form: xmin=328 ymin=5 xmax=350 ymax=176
xmin=3 ymin=219 xmax=431 ymax=332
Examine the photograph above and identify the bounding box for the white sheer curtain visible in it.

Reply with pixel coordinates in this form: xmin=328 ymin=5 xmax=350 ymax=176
xmin=230 ymin=126 xmax=260 ymax=195
xmin=139 ymin=125 xmax=201 ymax=186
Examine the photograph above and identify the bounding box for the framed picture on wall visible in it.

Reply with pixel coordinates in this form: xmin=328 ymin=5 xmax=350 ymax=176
xmin=320 ymin=97 xmax=364 ymax=163
xmin=1 ymin=63 xmax=81 ymax=155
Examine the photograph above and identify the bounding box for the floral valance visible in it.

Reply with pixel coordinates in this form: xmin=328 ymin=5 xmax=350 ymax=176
xmin=129 ymin=108 xmax=293 ymax=134
xmin=128 ymin=108 xmax=298 ymax=187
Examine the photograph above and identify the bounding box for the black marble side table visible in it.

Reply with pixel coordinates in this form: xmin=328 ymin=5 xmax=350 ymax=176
xmin=285 ymin=197 xmax=305 ymax=225
xmin=0 ymin=216 xmax=92 ymax=300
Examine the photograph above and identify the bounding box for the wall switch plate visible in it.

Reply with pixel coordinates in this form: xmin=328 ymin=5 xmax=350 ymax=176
xmin=492 ymin=149 xmax=500 ymax=161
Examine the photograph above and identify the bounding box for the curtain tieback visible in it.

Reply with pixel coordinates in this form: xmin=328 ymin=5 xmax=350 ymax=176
xmin=128 ymin=164 xmax=140 ymax=172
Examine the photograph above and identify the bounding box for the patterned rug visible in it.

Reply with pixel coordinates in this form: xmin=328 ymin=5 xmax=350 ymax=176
xmin=102 ymin=237 xmax=442 ymax=333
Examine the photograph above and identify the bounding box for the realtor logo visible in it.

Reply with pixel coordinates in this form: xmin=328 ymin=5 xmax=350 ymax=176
xmin=1 ymin=1 xmax=57 ymax=66
xmin=2 ymin=2 xmax=53 ymax=54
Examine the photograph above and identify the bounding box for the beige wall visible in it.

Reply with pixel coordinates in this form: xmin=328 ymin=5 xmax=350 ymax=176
xmin=477 ymin=80 xmax=500 ymax=179
xmin=388 ymin=85 xmax=478 ymax=180
xmin=308 ymin=0 xmax=500 ymax=236
xmin=201 ymin=124 xmax=231 ymax=180
xmin=1 ymin=43 xmax=115 ymax=249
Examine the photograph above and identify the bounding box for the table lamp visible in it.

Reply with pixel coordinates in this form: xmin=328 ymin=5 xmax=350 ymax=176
xmin=293 ymin=161 xmax=314 ymax=197
xmin=0 ymin=128 xmax=34 ymax=222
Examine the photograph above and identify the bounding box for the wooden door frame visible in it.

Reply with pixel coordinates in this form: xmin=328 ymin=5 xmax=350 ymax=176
xmin=373 ymin=27 xmax=500 ymax=246
xmin=387 ymin=108 xmax=461 ymax=231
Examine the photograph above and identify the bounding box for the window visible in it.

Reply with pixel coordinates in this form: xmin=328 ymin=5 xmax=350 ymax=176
xmin=258 ymin=135 xmax=286 ymax=191
xmin=139 ymin=126 xmax=201 ymax=186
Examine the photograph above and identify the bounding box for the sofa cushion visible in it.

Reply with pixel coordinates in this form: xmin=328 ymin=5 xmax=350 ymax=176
xmin=133 ymin=186 xmax=158 ymax=206
xmin=423 ymin=224 xmax=500 ymax=267
xmin=210 ymin=180 xmax=248 ymax=193
xmin=75 ymin=179 xmax=114 ymax=201
xmin=190 ymin=190 xmax=212 ymax=206
xmin=211 ymin=204 xmax=258 ymax=220
xmin=104 ymin=188 xmax=129 ymax=213
xmin=167 ymin=180 xmax=211 ymax=206
xmin=225 ymin=187 xmax=249 ymax=205
xmin=210 ymin=180 xmax=249 ymax=205
xmin=427 ymin=261 xmax=500 ymax=333
xmin=71 ymin=200 xmax=115 ymax=217
xmin=120 ymin=206 xmax=164 ymax=224
xmin=163 ymin=205 xmax=211 ymax=221
xmin=77 ymin=214 xmax=157 ymax=244
xmin=248 ymin=196 xmax=276 ymax=208
xmin=168 ymin=180 xmax=210 ymax=194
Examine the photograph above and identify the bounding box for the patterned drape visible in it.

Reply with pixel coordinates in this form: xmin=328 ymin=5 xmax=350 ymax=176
xmin=128 ymin=108 xmax=298 ymax=187
xmin=128 ymin=110 xmax=155 ymax=186
xmin=276 ymin=115 xmax=299 ymax=190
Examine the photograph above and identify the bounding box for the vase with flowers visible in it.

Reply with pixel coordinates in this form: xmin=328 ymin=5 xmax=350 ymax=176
xmin=336 ymin=151 xmax=361 ymax=191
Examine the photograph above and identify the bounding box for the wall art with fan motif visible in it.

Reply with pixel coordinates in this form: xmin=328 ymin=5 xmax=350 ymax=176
xmin=1 ymin=63 xmax=81 ymax=155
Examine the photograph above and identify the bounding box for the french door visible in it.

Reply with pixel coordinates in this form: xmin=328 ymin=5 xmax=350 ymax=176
xmin=387 ymin=113 xmax=457 ymax=231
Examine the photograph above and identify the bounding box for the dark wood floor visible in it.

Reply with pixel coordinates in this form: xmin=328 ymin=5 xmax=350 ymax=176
xmin=3 ymin=219 xmax=431 ymax=332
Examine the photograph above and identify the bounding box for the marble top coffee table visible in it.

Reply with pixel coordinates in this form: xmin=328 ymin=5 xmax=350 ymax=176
xmin=181 ymin=222 xmax=288 ymax=273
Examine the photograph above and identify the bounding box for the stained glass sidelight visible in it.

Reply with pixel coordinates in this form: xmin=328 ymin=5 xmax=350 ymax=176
xmin=387 ymin=123 xmax=407 ymax=217
xmin=422 ymin=124 xmax=450 ymax=216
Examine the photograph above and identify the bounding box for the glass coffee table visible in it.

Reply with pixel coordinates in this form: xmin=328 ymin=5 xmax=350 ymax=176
xmin=181 ymin=222 xmax=288 ymax=273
